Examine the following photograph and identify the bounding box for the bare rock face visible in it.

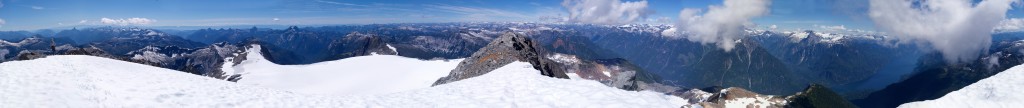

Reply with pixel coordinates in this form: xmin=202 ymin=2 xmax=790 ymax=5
xmin=326 ymin=32 xmax=397 ymax=59
xmin=432 ymin=32 xmax=568 ymax=86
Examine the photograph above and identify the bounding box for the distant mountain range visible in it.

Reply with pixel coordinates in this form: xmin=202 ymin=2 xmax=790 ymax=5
xmin=2 ymin=23 xmax=1023 ymax=107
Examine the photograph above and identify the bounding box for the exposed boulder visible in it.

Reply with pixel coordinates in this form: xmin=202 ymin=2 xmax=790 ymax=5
xmin=432 ymin=32 xmax=568 ymax=86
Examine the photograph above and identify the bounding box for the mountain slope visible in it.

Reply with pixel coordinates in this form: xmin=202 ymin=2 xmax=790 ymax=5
xmin=898 ymin=64 xmax=1024 ymax=108
xmin=0 ymin=55 xmax=686 ymax=107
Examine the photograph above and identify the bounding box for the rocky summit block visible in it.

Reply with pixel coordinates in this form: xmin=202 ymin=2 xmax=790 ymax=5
xmin=433 ymin=32 xmax=568 ymax=86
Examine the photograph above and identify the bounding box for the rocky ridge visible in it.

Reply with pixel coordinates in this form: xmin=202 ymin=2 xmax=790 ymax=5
xmin=432 ymin=32 xmax=568 ymax=86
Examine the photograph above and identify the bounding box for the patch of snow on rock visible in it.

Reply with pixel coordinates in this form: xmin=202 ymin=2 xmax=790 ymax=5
xmin=386 ymin=44 xmax=397 ymax=55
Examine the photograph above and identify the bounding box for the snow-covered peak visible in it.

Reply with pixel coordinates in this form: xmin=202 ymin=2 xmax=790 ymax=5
xmin=814 ymin=32 xmax=846 ymax=43
xmin=613 ymin=24 xmax=671 ymax=33
xmin=0 ymin=37 xmax=43 ymax=47
xmin=789 ymin=31 xmax=811 ymax=41
xmin=899 ymin=64 xmax=1024 ymax=108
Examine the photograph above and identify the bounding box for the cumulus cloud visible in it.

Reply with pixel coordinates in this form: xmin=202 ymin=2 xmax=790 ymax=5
xmin=996 ymin=18 xmax=1024 ymax=32
xmin=769 ymin=25 xmax=778 ymax=30
xmin=100 ymin=17 xmax=156 ymax=26
xmin=661 ymin=0 xmax=771 ymax=51
xmin=79 ymin=20 xmax=88 ymax=24
xmin=273 ymin=18 xmax=280 ymax=21
xmin=561 ymin=0 xmax=651 ymax=25
xmin=0 ymin=19 xmax=5 ymax=25
xmin=868 ymin=0 xmax=1021 ymax=63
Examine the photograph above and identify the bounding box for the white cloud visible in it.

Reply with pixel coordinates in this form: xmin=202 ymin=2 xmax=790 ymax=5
xmin=57 ymin=23 xmax=63 ymax=25
xmin=662 ymin=0 xmax=771 ymax=51
xmin=996 ymin=18 xmax=1024 ymax=32
xmin=769 ymin=25 xmax=778 ymax=30
xmin=100 ymin=17 xmax=156 ymax=26
xmin=273 ymin=18 xmax=280 ymax=21
xmin=561 ymin=0 xmax=650 ymax=25
xmin=814 ymin=25 xmax=847 ymax=31
xmin=868 ymin=0 xmax=1021 ymax=63
xmin=0 ymin=19 xmax=5 ymax=25
xmin=79 ymin=20 xmax=88 ymax=24
xmin=30 ymin=6 xmax=43 ymax=10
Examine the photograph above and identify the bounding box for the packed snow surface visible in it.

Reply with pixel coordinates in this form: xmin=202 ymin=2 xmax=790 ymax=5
xmin=1 ymin=55 xmax=687 ymax=107
xmin=230 ymin=45 xmax=462 ymax=95
xmin=899 ymin=64 xmax=1024 ymax=108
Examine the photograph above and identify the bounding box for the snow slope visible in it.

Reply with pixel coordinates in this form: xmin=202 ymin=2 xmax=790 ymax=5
xmin=0 ymin=55 xmax=346 ymax=107
xmin=229 ymin=45 xmax=463 ymax=95
xmin=899 ymin=64 xmax=1024 ymax=108
xmin=0 ymin=55 xmax=687 ymax=107
xmin=353 ymin=62 xmax=688 ymax=107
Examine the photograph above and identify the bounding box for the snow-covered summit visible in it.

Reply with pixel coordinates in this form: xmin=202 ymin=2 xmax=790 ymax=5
xmin=899 ymin=64 xmax=1024 ymax=108
xmin=0 ymin=55 xmax=687 ymax=107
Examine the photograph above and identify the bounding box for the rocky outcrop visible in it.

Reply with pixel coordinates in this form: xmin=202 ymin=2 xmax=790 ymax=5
xmin=432 ymin=32 xmax=568 ymax=86
xmin=694 ymin=87 xmax=789 ymax=108
xmin=784 ymin=84 xmax=857 ymax=108
xmin=546 ymin=53 xmax=670 ymax=91
xmin=668 ymin=84 xmax=856 ymax=108
xmin=15 ymin=50 xmax=47 ymax=60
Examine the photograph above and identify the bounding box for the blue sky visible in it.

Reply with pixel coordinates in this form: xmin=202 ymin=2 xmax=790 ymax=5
xmin=0 ymin=0 xmax=1020 ymax=31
